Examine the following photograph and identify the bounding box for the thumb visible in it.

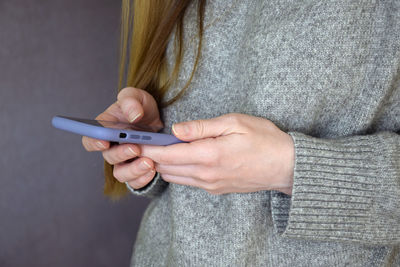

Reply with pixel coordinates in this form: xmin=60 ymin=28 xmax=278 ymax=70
xmin=172 ymin=114 xmax=241 ymax=141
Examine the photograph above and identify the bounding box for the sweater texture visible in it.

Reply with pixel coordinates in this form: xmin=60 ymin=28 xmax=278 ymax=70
xmin=127 ymin=0 xmax=400 ymax=266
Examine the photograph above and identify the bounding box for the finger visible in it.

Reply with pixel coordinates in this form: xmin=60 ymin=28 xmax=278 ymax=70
xmin=161 ymin=174 xmax=208 ymax=189
xmin=82 ymin=136 xmax=110 ymax=151
xmin=102 ymin=143 xmax=140 ymax=165
xmin=113 ymin=157 xmax=154 ymax=183
xmin=140 ymin=141 xmax=217 ymax=165
xmin=126 ymin=169 xmax=157 ymax=190
xmin=156 ymin=164 xmax=218 ymax=184
xmin=155 ymin=163 xmax=200 ymax=178
xmin=117 ymin=87 xmax=161 ymax=126
xmin=117 ymin=94 xmax=144 ymax=123
xmin=171 ymin=113 xmax=247 ymax=141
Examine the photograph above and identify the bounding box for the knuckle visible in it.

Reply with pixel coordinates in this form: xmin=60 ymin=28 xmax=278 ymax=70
xmin=158 ymin=153 xmax=173 ymax=165
xmin=143 ymin=170 xmax=156 ymax=182
xmin=116 ymin=96 xmax=129 ymax=110
xmin=128 ymin=163 xmax=141 ymax=178
xmin=114 ymin=153 xmax=125 ymax=165
xmin=112 ymin=167 xmax=126 ymax=183
xmin=204 ymin=182 xmax=219 ymax=191
xmin=194 ymin=120 xmax=205 ymax=137
xmin=198 ymin=171 xmax=216 ymax=183
xmin=102 ymin=151 xmax=112 ymax=164
xmin=117 ymin=145 xmax=130 ymax=162
xmin=197 ymin=172 xmax=207 ymax=181
xmin=117 ymin=87 xmax=134 ymax=100
xmin=154 ymin=163 xmax=165 ymax=173
xmin=130 ymin=172 xmax=154 ymax=189
xmin=225 ymin=113 xmax=242 ymax=126
xmin=135 ymin=176 xmax=149 ymax=188
xmin=209 ymin=149 xmax=220 ymax=165
xmin=201 ymin=146 xmax=220 ymax=166
xmin=103 ymin=149 xmax=122 ymax=165
xmin=206 ymin=175 xmax=218 ymax=183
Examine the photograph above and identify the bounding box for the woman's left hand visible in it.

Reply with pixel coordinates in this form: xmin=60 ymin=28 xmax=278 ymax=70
xmin=140 ymin=113 xmax=295 ymax=195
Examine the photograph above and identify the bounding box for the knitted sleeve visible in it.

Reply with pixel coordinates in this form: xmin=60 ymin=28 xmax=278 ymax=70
xmin=125 ymin=172 xmax=168 ymax=199
xmin=270 ymin=87 xmax=400 ymax=245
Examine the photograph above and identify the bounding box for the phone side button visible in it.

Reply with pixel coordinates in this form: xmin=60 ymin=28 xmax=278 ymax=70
xmin=141 ymin=136 xmax=152 ymax=140
xmin=130 ymin=134 xmax=140 ymax=139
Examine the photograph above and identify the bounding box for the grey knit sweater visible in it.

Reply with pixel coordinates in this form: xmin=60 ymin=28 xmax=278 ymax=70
xmin=126 ymin=0 xmax=400 ymax=266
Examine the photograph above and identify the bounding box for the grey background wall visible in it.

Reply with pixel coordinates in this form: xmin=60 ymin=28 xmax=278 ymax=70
xmin=0 ymin=1 xmax=150 ymax=266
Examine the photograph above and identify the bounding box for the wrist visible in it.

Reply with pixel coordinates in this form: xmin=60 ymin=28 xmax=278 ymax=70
xmin=278 ymin=133 xmax=295 ymax=195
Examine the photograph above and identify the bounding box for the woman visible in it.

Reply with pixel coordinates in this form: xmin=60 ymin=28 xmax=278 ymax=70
xmin=82 ymin=0 xmax=400 ymax=266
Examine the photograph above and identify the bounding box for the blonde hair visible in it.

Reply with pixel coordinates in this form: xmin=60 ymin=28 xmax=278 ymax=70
xmin=104 ymin=0 xmax=206 ymax=199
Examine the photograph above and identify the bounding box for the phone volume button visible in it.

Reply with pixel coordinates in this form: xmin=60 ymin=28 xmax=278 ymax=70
xmin=141 ymin=136 xmax=152 ymax=140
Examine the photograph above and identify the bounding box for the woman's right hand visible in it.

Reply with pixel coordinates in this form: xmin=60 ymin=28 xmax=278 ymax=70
xmin=81 ymin=87 xmax=163 ymax=189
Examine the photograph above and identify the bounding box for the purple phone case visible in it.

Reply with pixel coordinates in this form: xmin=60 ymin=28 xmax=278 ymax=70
xmin=52 ymin=115 xmax=183 ymax=146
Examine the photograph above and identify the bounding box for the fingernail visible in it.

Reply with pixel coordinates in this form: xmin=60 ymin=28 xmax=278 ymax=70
xmin=129 ymin=112 xmax=141 ymax=123
xmin=126 ymin=147 xmax=137 ymax=156
xmin=172 ymin=123 xmax=189 ymax=136
xmin=96 ymin=141 xmax=106 ymax=149
xmin=140 ymin=160 xmax=151 ymax=171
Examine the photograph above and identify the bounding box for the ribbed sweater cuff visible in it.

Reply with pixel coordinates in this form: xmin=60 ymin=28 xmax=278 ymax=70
xmin=125 ymin=172 xmax=168 ymax=198
xmin=271 ymin=131 xmax=397 ymax=243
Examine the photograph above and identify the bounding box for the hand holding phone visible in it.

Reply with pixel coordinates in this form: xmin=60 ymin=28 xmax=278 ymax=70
xmin=79 ymin=87 xmax=169 ymax=190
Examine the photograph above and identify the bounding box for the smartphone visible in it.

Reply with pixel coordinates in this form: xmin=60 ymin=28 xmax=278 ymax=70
xmin=52 ymin=115 xmax=183 ymax=145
